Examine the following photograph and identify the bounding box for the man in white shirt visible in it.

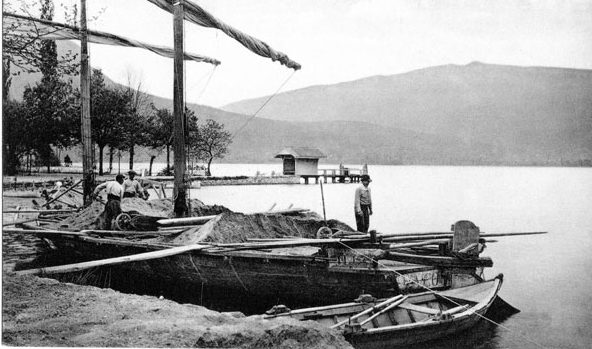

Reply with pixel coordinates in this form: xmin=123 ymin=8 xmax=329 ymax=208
xmin=354 ymin=174 xmax=373 ymax=233
xmin=93 ymin=174 xmax=125 ymax=230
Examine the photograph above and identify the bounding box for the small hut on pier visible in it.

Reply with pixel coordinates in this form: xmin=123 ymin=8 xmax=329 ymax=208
xmin=275 ymin=147 xmax=326 ymax=176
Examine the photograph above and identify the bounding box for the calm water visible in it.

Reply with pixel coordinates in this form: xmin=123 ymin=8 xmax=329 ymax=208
xmin=176 ymin=164 xmax=591 ymax=349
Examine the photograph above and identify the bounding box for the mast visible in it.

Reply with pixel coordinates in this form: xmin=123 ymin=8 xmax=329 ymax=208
xmin=80 ymin=0 xmax=94 ymax=205
xmin=173 ymin=1 xmax=188 ymax=217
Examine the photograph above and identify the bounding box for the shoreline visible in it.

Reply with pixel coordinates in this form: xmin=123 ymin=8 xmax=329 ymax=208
xmin=1 ymin=194 xmax=351 ymax=348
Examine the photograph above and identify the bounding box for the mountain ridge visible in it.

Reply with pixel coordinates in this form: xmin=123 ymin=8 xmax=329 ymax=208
xmin=6 ymin=42 xmax=591 ymax=167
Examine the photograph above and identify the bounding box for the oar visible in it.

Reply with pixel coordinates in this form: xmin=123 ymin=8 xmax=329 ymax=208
xmin=331 ymin=295 xmax=403 ymax=329
xmin=14 ymin=244 xmax=211 ymax=276
xmin=358 ymin=296 xmax=408 ymax=326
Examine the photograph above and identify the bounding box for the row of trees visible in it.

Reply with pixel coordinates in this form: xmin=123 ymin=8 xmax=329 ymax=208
xmin=2 ymin=0 xmax=232 ymax=177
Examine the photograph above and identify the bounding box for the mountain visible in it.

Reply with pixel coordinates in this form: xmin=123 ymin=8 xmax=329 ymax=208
xmin=7 ymin=45 xmax=591 ymax=166
xmin=223 ymin=62 xmax=592 ymax=165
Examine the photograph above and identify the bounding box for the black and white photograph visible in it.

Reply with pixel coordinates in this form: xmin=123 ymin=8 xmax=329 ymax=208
xmin=2 ymin=0 xmax=591 ymax=348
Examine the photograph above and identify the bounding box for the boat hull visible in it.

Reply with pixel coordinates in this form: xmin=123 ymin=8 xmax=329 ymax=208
xmin=36 ymin=234 xmax=483 ymax=306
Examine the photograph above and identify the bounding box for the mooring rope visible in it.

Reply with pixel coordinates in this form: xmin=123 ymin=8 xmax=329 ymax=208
xmin=336 ymin=240 xmax=548 ymax=349
xmin=230 ymin=70 xmax=297 ymax=140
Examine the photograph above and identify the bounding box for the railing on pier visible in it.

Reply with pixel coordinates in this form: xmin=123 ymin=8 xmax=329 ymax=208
xmin=300 ymin=167 xmax=366 ymax=184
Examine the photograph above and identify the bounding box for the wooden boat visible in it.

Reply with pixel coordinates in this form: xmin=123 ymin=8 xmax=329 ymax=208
xmin=14 ymin=213 xmax=497 ymax=307
xmin=26 ymin=231 xmax=484 ymax=306
xmin=264 ymin=275 xmax=504 ymax=348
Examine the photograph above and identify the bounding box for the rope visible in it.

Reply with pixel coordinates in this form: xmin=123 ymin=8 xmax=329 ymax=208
xmin=336 ymin=241 xmax=548 ymax=349
xmin=231 ymin=70 xmax=296 ymax=140
xmin=228 ymin=257 xmax=248 ymax=292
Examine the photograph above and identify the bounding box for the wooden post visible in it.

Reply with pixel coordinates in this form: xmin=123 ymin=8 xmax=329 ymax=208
xmin=173 ymin=1 xmax=188 ymax=217
xmin=80 ymin=0 xmax=94 ymax=206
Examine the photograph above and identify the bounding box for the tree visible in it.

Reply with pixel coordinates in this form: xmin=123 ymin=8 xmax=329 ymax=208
xmin=19 ymin=0 xmax=80 ymax=173
xmin=143 ymin=105 xmax=198 ymax=175
xmin=2 ymin=100 xmax=34 ymax=174
xmin=2 ymin=0 xmax=78 ymax=101
xmin=192 ymin=119 xmax=232 ymax=176
xmin=89 ymin=69 xmax=131 ymax=175
xmin=120 ymin=74 xmax=151 ymax=170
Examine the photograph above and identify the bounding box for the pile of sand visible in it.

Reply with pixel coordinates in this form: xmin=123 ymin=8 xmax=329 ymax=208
xmin=169 ymin=211 xmax=354 ymax=245
xmin=2 ymin=274 xmax=353 ymax=348
xmin=55 ymin=198 xmax=230 ymax=231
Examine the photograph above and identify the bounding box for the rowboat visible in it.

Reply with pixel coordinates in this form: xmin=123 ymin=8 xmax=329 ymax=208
xmin=264 ymin=275 xmax=504 ymax=348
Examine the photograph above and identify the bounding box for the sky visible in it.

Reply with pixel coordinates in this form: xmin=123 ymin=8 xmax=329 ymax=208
xmin=41 ymin=0 xmax=592 ymax=107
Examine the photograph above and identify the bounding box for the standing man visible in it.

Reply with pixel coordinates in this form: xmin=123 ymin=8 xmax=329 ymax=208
xmin=354 ymin=174 xmax=373 ymax=233
xmin=123 ymin=170 xmax=145 ymax=199
xmin=93 ymin=174 xmax=125 ymax=230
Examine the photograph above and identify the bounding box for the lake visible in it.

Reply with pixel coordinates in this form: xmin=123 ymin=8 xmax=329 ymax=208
xmin=183 ymin=164 xmax=591 ymax=349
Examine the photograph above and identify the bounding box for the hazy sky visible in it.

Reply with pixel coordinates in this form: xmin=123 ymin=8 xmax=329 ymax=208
xmin=47 ymin=0 xmax=592 ymax=107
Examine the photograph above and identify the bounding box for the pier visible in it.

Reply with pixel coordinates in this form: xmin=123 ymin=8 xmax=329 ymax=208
xmin=301 ymin=167 xmax=364 ymax=184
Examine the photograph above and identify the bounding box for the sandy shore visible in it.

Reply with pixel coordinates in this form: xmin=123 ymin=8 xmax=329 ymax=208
xmin=1 ymin=195 xmax=353 ymax=348
xmin=1 ymin=273 xmax=352 ymax=348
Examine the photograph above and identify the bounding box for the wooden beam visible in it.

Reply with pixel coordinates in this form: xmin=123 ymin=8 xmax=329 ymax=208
xmin=80 ymin=0 xmax=94 ymax=206
xmin=14 ymin=244 xmax=211 ymax=276
xmin=172 ymin=0 xmax=188 ymax=217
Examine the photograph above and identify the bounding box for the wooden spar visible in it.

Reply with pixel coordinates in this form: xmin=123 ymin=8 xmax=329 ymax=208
xmin=2 ymin=209 xmax=77 ymax=214
xmin=382 ymin=251 xmax=494 ymax=267
xmin=172 ymin=0 xmax=188 ymax=217
xmin=358 ymin=296 xmax=408 ymax=326
xmin=14 ymin=244 xmax=211 ymax=276
xmin=331 ymin=295 xmax=404 ymax=329
xmin=2 ymin=228 xmax=88 ymax=236
xmin=380 ymin=231 xmax=547 ymax=242
xmin=388 ymin=239 xmax=451 ymax=250
xmin=80 ymin=0 xmax=94 ymax=206
xmin=319 ymin=180 xmax=327 ymax=222
xmin=157 ymin=215 xmax=217 ymax=226
xmin=43 ymin=179 xmax=83 ymax=207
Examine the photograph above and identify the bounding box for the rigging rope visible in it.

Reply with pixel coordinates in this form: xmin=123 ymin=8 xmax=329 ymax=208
xmin=335 ymin=240 xmax=548 ymax=348
xmin=230 ymin=70 xmax=296 ymax=140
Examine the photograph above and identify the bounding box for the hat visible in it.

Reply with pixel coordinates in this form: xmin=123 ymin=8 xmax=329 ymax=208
xmin=128 ymin=170 xmax=137 ymax=176
xmin=361 ymin=174 xmax=372 ymax=182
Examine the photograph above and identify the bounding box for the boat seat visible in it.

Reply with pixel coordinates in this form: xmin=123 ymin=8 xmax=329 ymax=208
xmin=398 ymin=303 xmax=441 ymax=315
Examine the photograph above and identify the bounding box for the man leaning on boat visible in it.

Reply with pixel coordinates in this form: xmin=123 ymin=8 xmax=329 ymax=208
xmin=93 ymin=174 xmax=125 ymax=230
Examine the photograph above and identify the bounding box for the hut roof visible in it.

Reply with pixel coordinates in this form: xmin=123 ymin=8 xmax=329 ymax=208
xmin=275 ymin=147 xmax=326 ymax=159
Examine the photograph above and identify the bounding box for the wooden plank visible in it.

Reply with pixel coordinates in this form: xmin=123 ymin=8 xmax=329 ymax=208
xmin=157 ymin=215 xmax=217 ymax=226
xmin=14 ymin=244 xmax=211 ymax=276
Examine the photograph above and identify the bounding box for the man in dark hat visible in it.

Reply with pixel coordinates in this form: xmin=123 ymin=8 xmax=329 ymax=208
xmin=93 ymin=174 xmax=125 ymax=230
xmin=354 ymin=174 xmax=373 ymax=233
xmin=123 ymin=170 xmax=145 ymax=199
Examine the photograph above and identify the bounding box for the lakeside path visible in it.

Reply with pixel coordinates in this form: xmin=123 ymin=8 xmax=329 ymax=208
xmin=1 ymin=195 xmax=351 ymax=348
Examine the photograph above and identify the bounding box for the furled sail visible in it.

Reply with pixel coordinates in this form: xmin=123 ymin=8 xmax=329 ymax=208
xmin=3 ymin=12 xmax=221 ymax=65
xmin=145 ymin=0 xmax=301 ymax=70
